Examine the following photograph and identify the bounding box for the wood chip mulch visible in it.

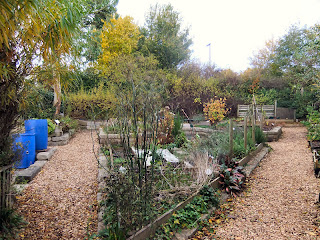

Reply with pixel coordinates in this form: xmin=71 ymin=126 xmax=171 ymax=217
xmin=16 ymin=130 xmax=99 ymax=240
xmin=212 ymin=127 xmax=320 ymax=240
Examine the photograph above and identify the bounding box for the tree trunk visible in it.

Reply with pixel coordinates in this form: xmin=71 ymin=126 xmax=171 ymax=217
xmin=53 ymin=71 xmax=61 ymax=116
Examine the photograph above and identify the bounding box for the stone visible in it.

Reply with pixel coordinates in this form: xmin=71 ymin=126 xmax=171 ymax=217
xmin=37 ymin=147 xmax=57 ymax=160
xmin=98 ymin=155 xmax=108 ymax=168
xmin=98 ymin=222 xmax=105 ymax=232
xmin=97 ymin=192 xmax=104 ymax=202
xmin=98 ymin=169 xmax=108 ymax=182
xmin=98 ymin=210 xmax=104 ymax=222
xmin=48 ymin=140 xmax=69 ymax=146
xmin=51 ymin=133 xmax=70 ymax=142
xmin=14 ymin=165 xmax=41 ymax=183
xmin=54 ymin=126 xmax=63 ymax=137
xmin=98 ymin=182 xmax=107 ymax=192
xmin=33 ymin=160 xmax=47 ymax=168
xmin=69 ymin=129 xmax=75 ymax=136
xmin=48 ymin=137 xmax=52 ymax=142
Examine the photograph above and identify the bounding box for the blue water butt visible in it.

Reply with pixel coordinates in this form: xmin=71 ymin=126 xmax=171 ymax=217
xmin=25 ymin=119 xmax=48 ymax=151
xmin=13 ymin=133 xmax=36 ymax=169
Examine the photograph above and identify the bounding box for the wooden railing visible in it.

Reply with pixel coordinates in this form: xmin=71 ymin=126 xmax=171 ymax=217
xmin=0 ymin=164 xmax=13 ymax=210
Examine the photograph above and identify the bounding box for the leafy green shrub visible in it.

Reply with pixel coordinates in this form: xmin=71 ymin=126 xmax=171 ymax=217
xmin=0 ymin=208 xmax=27 ymax=240
xmin=47 ymin=119 xmax=55 ymax=135
xmin=303 ymin=106 xmax=320 ymax=141
xmin=65 ymin=84 xmax=116 ymax=120
xmin=58 ymin=116 xmax=79 ymax=132
xmin=254 ymin=126 xmax=266 ymax=144
xmin=172 ymin=114 xmax=187 ymax=148
xmin=21 ymin=85 xmax=56 ymax=119
xmin=154 ymin=187 xmax=219 ymax=239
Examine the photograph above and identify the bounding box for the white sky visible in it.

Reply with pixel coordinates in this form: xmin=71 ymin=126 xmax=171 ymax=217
xmin=117 ymin=0 xmax=320 ymax=72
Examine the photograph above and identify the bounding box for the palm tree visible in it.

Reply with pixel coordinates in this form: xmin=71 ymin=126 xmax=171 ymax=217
xmin=0 ymin=0 xmax=82 ymax=166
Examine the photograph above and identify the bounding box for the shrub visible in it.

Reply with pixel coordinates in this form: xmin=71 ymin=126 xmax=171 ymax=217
xmin=0 ymin=208 xmax=27 ymax=239
xmin=203 ymin=97 xmax=228 ymax=125
xmin=21 ymin=85 xmax=56 ymax=119
xmin=65 ymin=84 xmax=116 ymax=120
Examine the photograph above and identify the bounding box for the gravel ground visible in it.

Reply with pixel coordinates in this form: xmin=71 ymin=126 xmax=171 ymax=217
xmin=17 ymin=130 xmax=99 ymax=239
xmin=214 ymin=127 xmax=320 ymax=240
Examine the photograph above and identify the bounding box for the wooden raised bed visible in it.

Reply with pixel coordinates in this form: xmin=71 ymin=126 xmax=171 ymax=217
xmin=126 ymin=143 xmax=266 ymax=240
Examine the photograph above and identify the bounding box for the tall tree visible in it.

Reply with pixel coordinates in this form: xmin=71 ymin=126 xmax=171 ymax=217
xmin=139 ymin=4 xmax=193 ymax=69
xmin=80 ymin=0 xmax=119 ymax=63
xmin=98 ymin=16 xmax=140 ymax=76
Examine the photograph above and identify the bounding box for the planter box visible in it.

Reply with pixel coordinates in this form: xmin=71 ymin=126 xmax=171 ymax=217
xmin=263 ymin=126 xmax=282 ymax=142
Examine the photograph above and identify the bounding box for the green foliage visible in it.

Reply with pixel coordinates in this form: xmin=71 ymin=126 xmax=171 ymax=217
xmin=303 ymin=106 xmax=320 ymax=141
xmin=154 ymin=188 xmax=219 ymax=239
xmin=21 ymin=85 xmax=56 ymax=119
xmin=254 ymin=126 xmax=266 ymax=144
xmin=80 ymin=0 xmax=119 ymax=63
xmin=47 ymin=119 xmax=56 ymax=135
xmin=139 ymin=3 xmax=193 ymax=69
xmin=58 ymin=116 xmax=79 ymax=132
xmin=0 ymin=208 xmax=27 ymax=240
xmin=199 ymin=185 xmax=220 ymax=208
xmin=65 ymin=84 xmax=116 ymax=119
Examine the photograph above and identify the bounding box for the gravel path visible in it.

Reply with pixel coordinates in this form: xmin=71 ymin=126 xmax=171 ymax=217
xmin=17 ymin=131 xmax=99 ymax=239
xmin=215 ymin=127 xmax=320 ymax=239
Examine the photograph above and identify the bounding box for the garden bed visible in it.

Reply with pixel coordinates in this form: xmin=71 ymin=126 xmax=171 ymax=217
xmin=124 ymin=143 xmax=268 ymax=240
xmin=96 ymin=141 xmax=268 ymax=239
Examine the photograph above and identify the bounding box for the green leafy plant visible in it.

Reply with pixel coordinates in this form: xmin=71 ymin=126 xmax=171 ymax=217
xmin=303 ymin=106 xmax=320 ymax=141
xmin=0 ymin=208 xmax=27 ymax=240
xmin=58 ymin=116 xmax=79 ymax=132
xmin=47 ymin=119 xmax=55 ymax=135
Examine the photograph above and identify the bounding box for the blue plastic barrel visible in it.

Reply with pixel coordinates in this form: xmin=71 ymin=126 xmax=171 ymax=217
xmin=13 ymin=133 xmax=36 ymax=169
xmin=25 ymin=119 xmax=48 ymax=151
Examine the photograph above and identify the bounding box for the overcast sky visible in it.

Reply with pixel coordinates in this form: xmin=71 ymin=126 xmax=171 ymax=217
xmin=117 ymin=0 xmax=320 ymax=72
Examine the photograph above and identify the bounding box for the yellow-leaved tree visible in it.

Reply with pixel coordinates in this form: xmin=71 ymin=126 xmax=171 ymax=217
xmin=99 ymin=16 xmax=140 ymax=75
xmin=203 ymin=98 xmax=229 ymax=125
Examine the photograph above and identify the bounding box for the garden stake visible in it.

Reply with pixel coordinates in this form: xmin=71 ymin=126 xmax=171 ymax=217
xmin=229 ymin=119 xmax=233 ymax=158
xmin=244 ymin=116 xmax=247 ymax=151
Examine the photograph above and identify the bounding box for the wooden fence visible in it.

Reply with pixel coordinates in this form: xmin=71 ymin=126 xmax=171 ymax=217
xmin=237 ymin=104 xmax=276 ymax=119
xmin=0 ymin=164 xmax=13 ymax=210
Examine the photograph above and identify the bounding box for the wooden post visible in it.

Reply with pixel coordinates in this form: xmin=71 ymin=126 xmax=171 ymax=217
xmin=229 ymin=119 xmax=233 ymax=158
xmin=244 ymin=116 xmax=247 ymax=152
xmin=274 ymin=100 xmax=277 ymax=119
xmin=252 ymin=112 xmax=255 ymax=144
xmin=259 ymin=113 xmax=263 ymax=129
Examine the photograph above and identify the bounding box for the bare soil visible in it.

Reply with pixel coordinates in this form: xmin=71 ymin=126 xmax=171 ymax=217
xmin=214 ymin=127 xmax=320 ymax=239
xmin=17 ymin=130 xmax=99 ymax=239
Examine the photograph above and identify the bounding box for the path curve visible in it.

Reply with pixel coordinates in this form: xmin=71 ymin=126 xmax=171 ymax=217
xmin=17 ymin=130 xmax=98 ymax=239
xmin=214 ymin=127 xmax=320 ymax=239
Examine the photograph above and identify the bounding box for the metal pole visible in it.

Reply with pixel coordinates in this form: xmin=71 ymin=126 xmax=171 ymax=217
xmin=207 ymin=43 xmax=211 ymax=65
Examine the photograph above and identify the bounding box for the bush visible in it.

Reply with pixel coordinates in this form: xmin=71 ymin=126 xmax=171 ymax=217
xmin=65 ymin=84 xmax=116 ymax=120
xmin=58 ymin=116 xmax=79 ymax=132
xmin=0 ymin=208 xmax=26 ymax=239
xmin=21 ymin=85 xmax=56 ymax=119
